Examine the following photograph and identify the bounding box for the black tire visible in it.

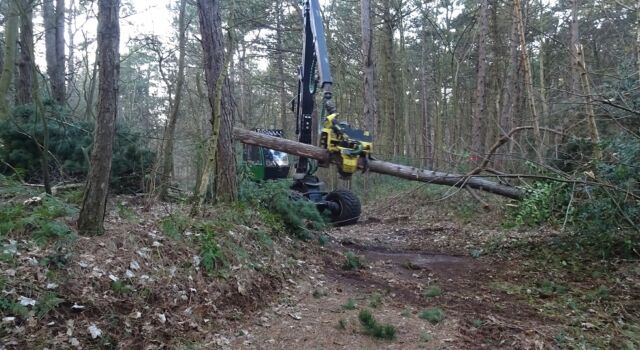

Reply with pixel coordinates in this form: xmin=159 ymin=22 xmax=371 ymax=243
xmin=325 ymin=190 xmax=361 ymax=226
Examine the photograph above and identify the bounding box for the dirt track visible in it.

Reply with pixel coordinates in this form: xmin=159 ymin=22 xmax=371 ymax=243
xmin=216 ymin=214 xmax=557 ymax=350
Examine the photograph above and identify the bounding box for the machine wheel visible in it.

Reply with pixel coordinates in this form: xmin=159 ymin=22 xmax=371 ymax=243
xmin=325 ymin=190 xmax=361 ymax=226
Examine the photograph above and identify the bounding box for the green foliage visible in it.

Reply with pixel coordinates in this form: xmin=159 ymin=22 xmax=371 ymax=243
xmin=35 ymin=293 xmax=63 ymax=319
xmin=536 ymin=280 xmax=567 ymax=298
xmin=419 ymin=308 xmax=446 ymax=324
xmin=358 ymin=309 xmax=396 ymax=340
xmin=0 ymin=108 xmax=154 ymax=193
xmin=197 ymin=223 xmax=225 ymax=273
xmin=239 ymin=179 xmax=327 ymax=238
xmin=0 ymin=194 xmax=74 ymax=245
xmin=159 ymin=213 xmax=190 ymax=239
xmin=368 ymin=292 xmax=383 ymax=308
xmin=507 ymin=137 xmax=639 ymax=258
xmin=423 ymin=286 xmax=443 ymax=298
xmin=342 ymin=252 xmax=363 ymax=270
xmin=111 ymin=281 xmax=133 ymax=294
xmin=0 ymin=297 xmax=30 ymax=319
xmin=337 ymin=318 xmax=348 ymax=330
xmin=341 ymin=298 xmax=356 ymax=310
xmin=507 ymin=181 xmax=567 ymax=227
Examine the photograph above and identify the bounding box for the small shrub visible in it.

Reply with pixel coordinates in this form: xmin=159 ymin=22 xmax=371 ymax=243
xmin=159 ymin=214 xmax=190 ymax=239
xmin=358 ymin=309 xmax=396 ymax=340
xmin=588 ymin=285 xmax=610 ymax=302
xmin=238 ymin=179 xmax=327 ymax=238
xmin=312 ymin=289 xmax=327 ymax=299
xmin=35 ymin=293 xmax=64 ymax=319
xmin=197 ymin=224 xmax=225 ymax=273
xmin=341 ymin=298 xmax=356 ymax=310
xmin=423 ymin=286 xmax=442 ymax=298
xmin=536 ymin=280 xmax=567 ymax=298
xmin=369 ymin=292 xmax=383 ymax=308
xmin=342 ymin=252 xmax=363 ymax=270
xmin=111 ymin=281 xmax=133 ymax=294
xmin=419 ymin=308 xmax=445 ymax=324
xmin=0 ymin=195 xmax=74 ymax=245
xmin=337 ymin=318 xmax=348 ymax=330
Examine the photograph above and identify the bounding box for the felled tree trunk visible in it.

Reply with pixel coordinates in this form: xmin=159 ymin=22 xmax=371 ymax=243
xmin=233 ymin=128 xmax=524 ymax=200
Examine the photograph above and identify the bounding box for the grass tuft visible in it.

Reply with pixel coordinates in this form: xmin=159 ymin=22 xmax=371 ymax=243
xmin=423 ymin=285 xmax=442 ymax=298
xmin=358 ymin=309 xmax=396 ymax=340
xmin=341 ymin=298 xmax=356 ymax=310
xmin=419 ymin=308 xmax=446 ymax=324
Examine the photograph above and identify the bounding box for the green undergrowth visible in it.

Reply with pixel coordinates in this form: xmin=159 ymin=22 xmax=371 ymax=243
xmin=358 ymin=309 xmax=396 ymax=340
xmin=489 ymin=240 xmax=640 ymax=349
xmin=419 ymin=308 xmax=446 ymax=324
xmin=0 ymin=177 xmax=76 ymax=246
xmin=239 ymin=178 xmax=328 ymax=240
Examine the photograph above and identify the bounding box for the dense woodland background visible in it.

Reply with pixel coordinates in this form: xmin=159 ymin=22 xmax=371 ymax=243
xmin=0 ymin=0 xmax=638 ymax=236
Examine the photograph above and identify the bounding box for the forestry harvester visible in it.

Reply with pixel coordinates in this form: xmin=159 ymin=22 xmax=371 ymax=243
xmin=244 ymin=0 xmax=372 ymax=226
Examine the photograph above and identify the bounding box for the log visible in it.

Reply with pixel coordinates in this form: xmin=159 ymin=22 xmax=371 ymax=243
xmin=233 ymin=128 xmax=524 ymax=200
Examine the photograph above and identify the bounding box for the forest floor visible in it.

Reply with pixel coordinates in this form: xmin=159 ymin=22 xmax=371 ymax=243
xmin=213 ymin=190 xmax=640 ymax=350
xmin=1 ymin=180 xmax=638 ymax=349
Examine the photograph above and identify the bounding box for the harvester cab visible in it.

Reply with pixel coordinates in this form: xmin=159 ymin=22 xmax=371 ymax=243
xmin=242 ymin=129 xmax=291 ymax=181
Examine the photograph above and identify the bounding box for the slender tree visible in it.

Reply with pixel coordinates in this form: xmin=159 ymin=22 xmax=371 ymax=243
xmin=157 ymin=0 xmax=188 ymax=200
xmin=360 ymin=0 xmax=376 ymax=135
xmin=471 ymin=0 xmax=489 ymax=161
xmin=77 ymin=0 xmax=120 ymax=234
xmin=16 ymin=0 xmax=34 ymax=105
xmin=43 ymin=0 xmax=66 ymax=104
xmin=0 ymin=0 xmax=19 ymax=118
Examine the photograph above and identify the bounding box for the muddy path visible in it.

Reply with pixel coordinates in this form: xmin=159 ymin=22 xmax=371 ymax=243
xmin=214 ymin=215 xmax=559 ymax=350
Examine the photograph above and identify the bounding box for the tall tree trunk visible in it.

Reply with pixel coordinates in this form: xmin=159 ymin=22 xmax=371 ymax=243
xmin=158 ymin=0 xmax=188 ymax=200
xmin=67 ymin=0 xmax=76 ymax=92
xmin=514 ymin=0 xmax=543 ymax=163
xmin=360 ymin=0 xmax=376 ymax=136
xmin=471 ymin=0 xmax=489 ymax=161
xmin=215 ymin=77 xmax=237 ymax=202
xmin=379 ymin=0 xmax=396 ymax=157
xmin=498 ymin=3 xmax=520 ymax=167
xmin=637 ymin=2 xmax=640 ymax=79
xmin=16 ymin=0 xmax=34 ymax=105
xmin=275 ymin=1 xmax=288 ymax=138
xmin=43 ymin=0 xmax=66 ymax=104
xmin=0 ymin=0 xmax=19 ymax=118
xmin=569 ymin=0 xmax=580 ymax=95
xmin=575 ymin=44 xmax=600 ymax=155
xmin=77 ymin=0 xmax=120 ymax=235
xmin=192 ymin=0 xmax=227 ymax=210
xmin=420 ymin=5 xmax=432 ymax=168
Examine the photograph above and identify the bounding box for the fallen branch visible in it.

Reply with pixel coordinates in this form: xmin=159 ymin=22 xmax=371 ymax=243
xmin=233 ymin=128 xmax=524 ymax=200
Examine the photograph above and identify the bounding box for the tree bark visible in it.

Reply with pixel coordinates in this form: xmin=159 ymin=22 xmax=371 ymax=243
xmin=43 ymin=0 xmax=66 ymax=104
xmin=360 ymin=0 xmax=377 ymax=136
xmin=275 ymin=1 xmax=288 ymax=137
xmin=471 ymin=0 xmax=489 ymax=160
xmin=498 ymin=3 xmax=519 ymax=165
xmin=77 ymin=0 xmax=120 ymax=235
xmin=514 ymin=0 xmax=543 ymax=163
xmin=233 ymin=127 xmax=523 ymax=200
xmin=0 ymin=0 xmax=18 ymax=118
xmin=419 ymin=5 xmax=433 ymax=168
xmin=193 ymin=0 xmax=228 ymax=210
xmin=158 ymin=0 xmax=188 ymax=200
xmin=215 ymin=77 xmax=237 ymax=202
xmin=16 ymin=0 xmax=34 ymax=105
